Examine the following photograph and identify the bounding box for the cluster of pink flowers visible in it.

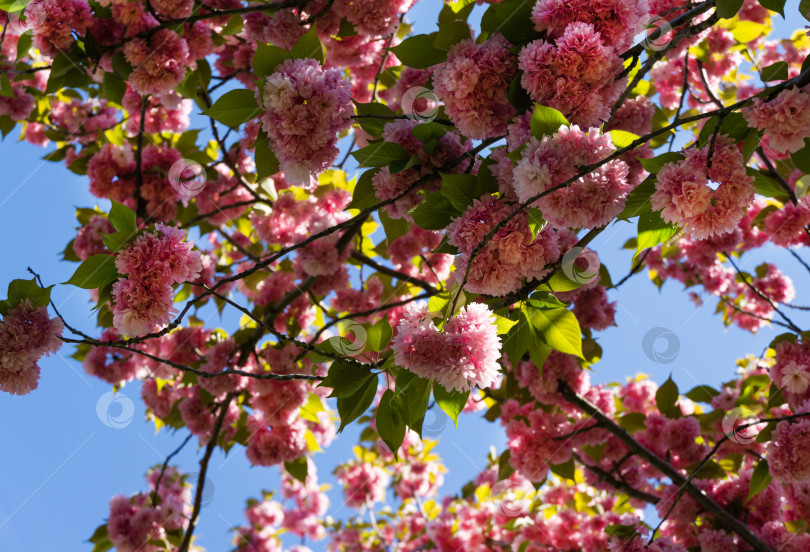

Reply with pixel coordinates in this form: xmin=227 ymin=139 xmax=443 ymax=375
xmin=122 ymin=89 xmax=192 ymax=135
xmin=518 ymin=22 xmax=624 ymax=127
xmin=501 ymin=399 xmax=574 ymax=482
xmin=651 ymin=137 xmax=754 ymax=240
xmin=259 ymin=58 xmax=354 ymax=186
xmin=337 ymin=461 xmax=391 ymax=508
xmin=391 ymin=302 xmax=501 ymax=392
xmin=771 ymin=339 xmax=810 ymax=410
xmin=124 ymin=29 xmax=190 ymax=97
xmin=531 ymin=0 xmax=648 ymax=52
xmin=743 ymin=85 xmax=810 ymax=154
xmin=26 ymin=0 xmax=92 ymax=57
xmin=0 ymin=300 xmax=63 ymax=395
xmin=513 ymin=125 xmax=631 ymax=229
xmin=106 ymin=466 xmax=192 ymax=552
xmin=73 ymin=214 xmax=115 ymax=260
xmin=388 ymin=225 xmax=452 ymax=285
xmin=768 ymin=416 xmax=810 ymax=480
xmin=87 ymin=142 xmax=136 ymax=204
xmin=645 ymin=227 xmax=797 ymax=332
xmin=432 ymin=34 xmax=517 ymax=140
xmin=447 ymin=194 xmax=561 ymax=296
xmin=112 ymin=224 xmax=202 ymax=337
xmin=371 ymin=119 xmax=470 ymax=219
xmin=50 ymin=98 xmax=118 ymax=143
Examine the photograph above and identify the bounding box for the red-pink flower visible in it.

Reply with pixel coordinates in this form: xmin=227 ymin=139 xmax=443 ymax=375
xmin=259 ymin=58 xmax=353 ymax=186
xmin=433 ymin=34 xmax=517 ymax=140
xmin=0 ymin=300 xmax=63 ymax=395
xmin=392 ymin=302 xmax=501 ymax=392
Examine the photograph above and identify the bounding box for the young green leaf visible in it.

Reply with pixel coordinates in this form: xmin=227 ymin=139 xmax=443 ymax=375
xmin=108 ymin=200 xmax=136 ymax=233
xmin=433 ymin=383 xmax=469 ymax=427
xmin=746 ymin=459 xmax=772 ymax=502
xmin=202 ymin=89 xmax=260 ymax=129
xmin=377 ymin=389 xmax=407 ymax=456
xmin=528 ymin=306 xmax=584 ymax=359
xmin=64 ymin=254 xmax=119 ymax=290
xmin=530 ymin=103 xmax=568 ymax=139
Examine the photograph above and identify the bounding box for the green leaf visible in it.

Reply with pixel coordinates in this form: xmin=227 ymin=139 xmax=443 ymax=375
xmin=530 ymin=103 xmax=568 ymax=139
xmin=440 ymin=172 xmax=486 ymax=211
xmin=502 ymin=311 xmax=533 ymax=366
xmin=254 ymin=133 xmax=279 ymax=180
xmin=253 ymin=43 xmax=290 ymax=78
xmin=608 ymin=130 xmax=639 ymax=149
xmin=396 ymin=371 xmax=431 ymax=435
xmin=352 ymin=141 xmax=410 ymax=167
xmin=538 ymin=271 xmax=587 ymax=293
xmin=617 ymin=177 xmax=655 ymax=220
xmin=636 ymin=211 xmax=677 ymax=257
xmin=748 ymin=168 xmax=789 ymax=200
xmin=102 ymin=230 xmax=137 ymax=253
xmin=717 ymin=0 xmax=745 ymax=18
xmin=15 ymin=32 xmax=32 ymax=61
xmin=377 ymin=389 xmax=407 ymax=456
xmin=618 ymin=412 xmax=648 ymax=433
xmin=202 ymin=89 xmax=260 ymax=129
xmin=290 ymin=27 xmax=324 ymax=64
xmin=747 ymin=459 xmax=772 ymax=502
xmin=800 ymin=0 xmax=810 ymax=20
xmin=366 ymin=318 xmax=393 ymax=352
xmin=88 ymin=523 xmax=114 ymax=552
xmin=529 ymin=306 xmax=584 ymax=359
xmin=761 ymin=61 xmax=788 ymax=82
xmin=2 ymin=279 xmax=53 ymax=314
xmin=548 ymin=458 xmax=576 ymax=480
xmin=389 ymin=34 xmax=446 ymax=68
xmin=347 ymin=169 xmax=378 ymax=210
xmin=434 ymin=20 xmax=471 ymax=50
xmin=0 ymin=115 xmax=15 ymax=139
xmin=494 ymin=314 xmax=518 ymax=335
xmin=319 ymin=360 xmax=374 ymax=397
xmin=354 ymin=101 xmax=396 ymax=138
xmin=101 ymin=72 xmax=126 ymax=104
xmin=656 ymin=376 xmax=679 ymax=416
xmin=379 ymin=208 xmax=410 ymax=242
xmin=433 ymin=383 xmax=469 ymax=427
xmin=284 ymin=456 xmax=308 ymax=483
xmin=410 ymin=192 xmax=460 ymax=230
xmin=685 ymin=385 xmax=720 ymax=403
xmin=498 ymin=449 xmax=515 ymax=480
xmin=718 ymin=112 xmax=751 ymax=141
xmin=527 ymin=208 xmax=546 ymax=242
xmin=63 ymin=254 xmax=119 ymax=290
xmin=390 ymin=154 xmax=421 ymax=174
xmin=604 ymin=524 xmax=639 ymax=538
xmin=336 ymin=374 xmax=378 ymax=432
xmin=639 ymin=152 xmax=684 ymax=174
xmin=791 ymin=139 xmax=810 ymax=173
xmin=758 ymin=0 xmax=785 ymax=16
xmin=480 ymin=0 xmax=542 ymax=44
xmin=108 ymin=201 xmax=136 ymax=233
xmin=412 ymin=121 xmax=449 ymax=145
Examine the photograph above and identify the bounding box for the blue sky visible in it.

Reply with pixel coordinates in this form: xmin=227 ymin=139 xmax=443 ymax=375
xmin=1 ymin=3 xmax=809 ymax=552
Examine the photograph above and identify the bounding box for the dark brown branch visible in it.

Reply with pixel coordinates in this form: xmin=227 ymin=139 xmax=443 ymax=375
xmin=571 ymin=452 xmax=661 ymax=505
xmin=177 ymin=393 xmax=235 ymax=552
xmin=725 ymin=254 xmax=802 ymax=333
xmin=350 ymin=251 xmax=440 ymax=294
xmin=558 ymin=381 xmax=776 ymax=552
xmin=151 ymin=434 xmax=194 ymax=507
